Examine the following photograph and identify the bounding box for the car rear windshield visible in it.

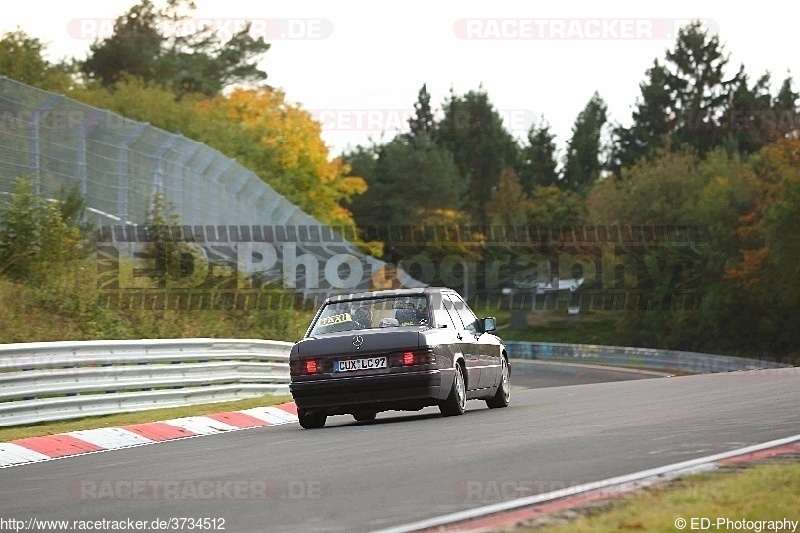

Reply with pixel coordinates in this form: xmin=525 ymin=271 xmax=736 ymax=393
xmin=308 ymin=296 xmax=430 ymax=336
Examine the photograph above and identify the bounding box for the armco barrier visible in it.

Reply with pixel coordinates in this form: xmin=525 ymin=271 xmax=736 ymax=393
xmin=0 ymin=338 xmax=292 ymax=427
xmin=505 ymin=341 xmax=792 ymax=374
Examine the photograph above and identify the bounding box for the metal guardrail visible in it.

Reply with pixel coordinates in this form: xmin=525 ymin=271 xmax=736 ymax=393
xmin=505 ymin=341 xmax=793 ymax=374
xmin=0 ymin=338 xmax=292 ymax=427
xmin=3 ymin=338 xmax=792 ymax=428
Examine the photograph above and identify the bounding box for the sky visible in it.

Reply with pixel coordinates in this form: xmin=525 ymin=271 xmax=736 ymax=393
xmin=2 ymin=0 xmax=797 ymax=161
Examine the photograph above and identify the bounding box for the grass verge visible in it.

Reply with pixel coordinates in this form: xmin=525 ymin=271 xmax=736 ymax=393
xmin=0 ymin=394 xmax=293 ymax=442
xmin=495 ymin=311 xmax=622 ymax=346
xmin=524 ymin=462 xmax=800 ymax=532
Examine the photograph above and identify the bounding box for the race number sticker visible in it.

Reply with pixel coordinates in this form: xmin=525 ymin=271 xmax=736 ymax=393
xmin=317 ymin=312 xmax=352 ymax=327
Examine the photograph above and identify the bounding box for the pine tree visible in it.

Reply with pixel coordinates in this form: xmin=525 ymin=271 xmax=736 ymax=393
xmin=435 ymin=88 xmax=520 ymax=223
xmin=611 ymin=20 xmax=734 ymax=172
xmin=408 ymin=84 xmax=435 ymax=135
xmin=563 ymin=92 xmax=608 ymax=191
xmin=519 ymin=119 xmax=559 ymax=191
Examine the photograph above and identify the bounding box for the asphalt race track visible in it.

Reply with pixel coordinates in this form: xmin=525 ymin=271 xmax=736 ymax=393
xmin=1 ymin=363 xmax=798 ymax=532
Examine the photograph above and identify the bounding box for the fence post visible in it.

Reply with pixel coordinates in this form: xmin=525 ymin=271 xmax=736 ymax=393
xmin=117 ymin=123 xmax=147 ymax=223
xmin=170 ymin=140 xmax=203 ymax=221
xmin=28 ymin=95 xmax=60 ymax=193
xmin=193 ymin=149 xmax=217 ymax=225
xmin=151 ymin=135 xmax=179 ymax=204
xmin=209 ymin=159 xmax=234 ymax=225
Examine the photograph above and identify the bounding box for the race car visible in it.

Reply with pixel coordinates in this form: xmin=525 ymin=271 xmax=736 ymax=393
xmin=289 ymin=287 xmax=510 ymax=428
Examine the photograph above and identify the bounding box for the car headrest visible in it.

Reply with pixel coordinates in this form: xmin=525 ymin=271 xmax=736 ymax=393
xmin=395 ymin=308 xmax=417 ymax=325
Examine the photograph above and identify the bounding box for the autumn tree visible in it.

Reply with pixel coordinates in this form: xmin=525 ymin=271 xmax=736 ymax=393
xmin=213 ymin=88 xmax=366 ymax=227
xmin=589 ymin=142 xmax=703 ymax=226
xmin=485 ymin=168 xmax=530 ymax=226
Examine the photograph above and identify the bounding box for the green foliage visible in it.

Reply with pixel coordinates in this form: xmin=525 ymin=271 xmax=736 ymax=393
xmin=519 ymin=118 xmax=559 ymax=191
xmin=562 ymin=92 xmax=608 ymax=192
xmin=408 ymin=83 xmax=435 ymax=135
xmin=354 ymin=131 xmax=467 ymax=228
xmin=436 ymin=88 xmax=521 ymax=223
xmin=71 ymin=79 xmax=365 ymax=230
xmin=485 ymin=168 xmax=529 ymax=226
xmin=4 ymin=14 xmax=800 ymax=359
xmin=82 ymin=0 xmax=270 ymax=97
xmin=611 ymin=20 xmax=730 ymax=170
xmin=527 ymin=185 xmax=585 ymax=226
xmin=588 ymin=142 xmax=703 ymax=226
xmin=611 ymin=60 xmax=673 ymax=173
xmin=0 ymin=29 xmax=73 ymax=91
xmin=0 ymin=175 xmax=81 ymax=282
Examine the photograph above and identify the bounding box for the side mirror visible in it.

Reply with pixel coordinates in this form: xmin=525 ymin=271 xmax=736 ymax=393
xmin=482 ymin=317 xmax=496 ymax=332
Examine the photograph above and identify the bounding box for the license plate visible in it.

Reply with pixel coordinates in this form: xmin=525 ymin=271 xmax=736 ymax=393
xmin=334 ymin=356 xmax=387 ymax=372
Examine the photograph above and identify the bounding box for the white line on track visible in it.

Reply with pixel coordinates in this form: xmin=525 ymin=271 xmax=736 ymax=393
xmin=376 ymin=433 xmax=800 ymax=533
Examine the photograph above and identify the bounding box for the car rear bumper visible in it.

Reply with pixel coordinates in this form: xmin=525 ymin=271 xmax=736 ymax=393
xmin=290 ymin=369 xmax=449 ymax=415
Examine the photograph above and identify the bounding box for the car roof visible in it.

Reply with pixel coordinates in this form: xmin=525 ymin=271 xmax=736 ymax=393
xmin=324 ymin=287 xmax=453 ymax=304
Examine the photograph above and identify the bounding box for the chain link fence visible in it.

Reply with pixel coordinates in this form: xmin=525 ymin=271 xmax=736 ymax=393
xmin=0 ymin=76 xmax=324 ymax=227
xmin=0 ymin=76 xmax=410 ymax=297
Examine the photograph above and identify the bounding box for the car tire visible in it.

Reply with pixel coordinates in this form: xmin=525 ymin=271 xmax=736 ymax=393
xmin=486 ymin=356 xmax=510 ymax=409
xmin=298 ymin=408 xmax=327 ymax=429
xmin=353 ymin=412 xmax=377 ymax=422
xmin=439 ymin=363 xmax=466 ymax=417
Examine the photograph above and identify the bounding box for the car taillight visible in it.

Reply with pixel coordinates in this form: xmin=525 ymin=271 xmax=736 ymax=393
xmin=392 ymin=349 xmax=434 ymax=367
xmin=306 ymin=360 xmax=318 ymax=374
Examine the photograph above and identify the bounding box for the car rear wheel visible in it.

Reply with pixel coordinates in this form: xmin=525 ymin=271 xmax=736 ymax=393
xmin=440 ymin=363 xmax=466 ymax=417
xmin=353 ymin=412 xmax=377 ymax=422
xmin=298 ymin=408 xmax=327 ymax=429
xmin=486 ymin=356 xmax=510 ymax=409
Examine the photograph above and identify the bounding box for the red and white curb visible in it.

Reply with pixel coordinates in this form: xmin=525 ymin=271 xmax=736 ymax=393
xmin=0 ymin=402 xmax=298 ymax=469
xmin=376 ymin=434 xmax=800 ymax=533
